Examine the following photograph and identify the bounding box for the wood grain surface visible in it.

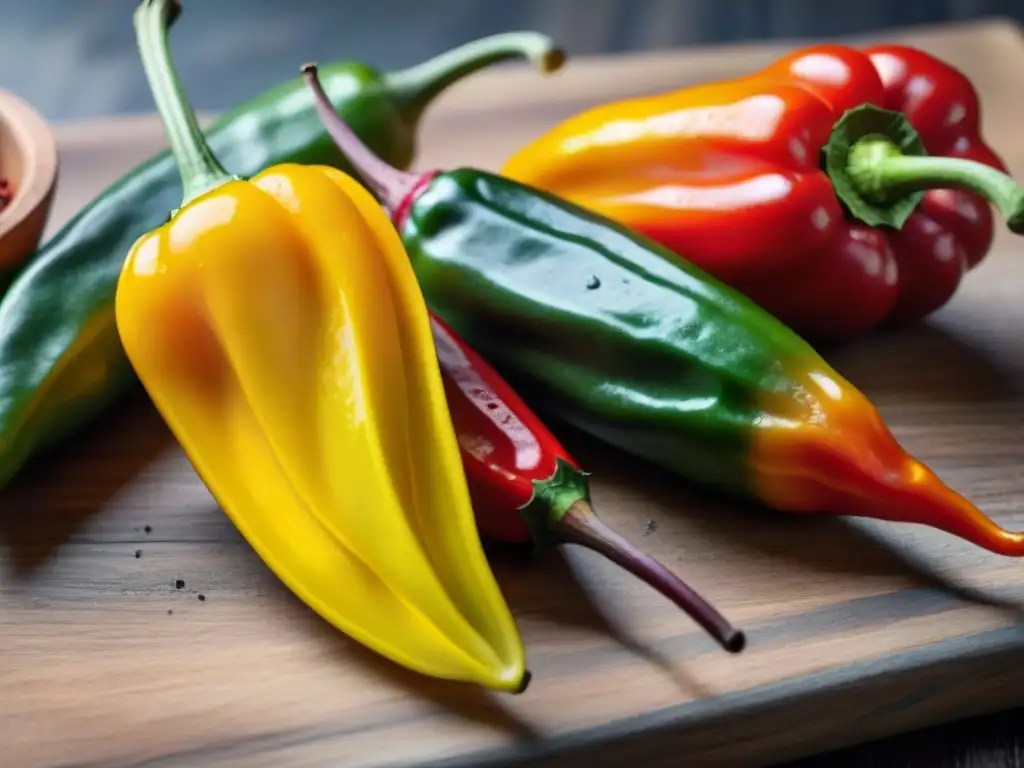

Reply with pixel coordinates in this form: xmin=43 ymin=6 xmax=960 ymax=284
xmin=3 ymin=17 xmax=1024 ymax=768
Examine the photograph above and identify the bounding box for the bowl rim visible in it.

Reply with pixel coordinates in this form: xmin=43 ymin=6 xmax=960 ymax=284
xmin=0 ymin=89 xmax=58 ymax=238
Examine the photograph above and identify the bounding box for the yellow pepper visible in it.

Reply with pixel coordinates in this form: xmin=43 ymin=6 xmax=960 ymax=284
xmin=116 ymin=0 xmax=528 ymax=692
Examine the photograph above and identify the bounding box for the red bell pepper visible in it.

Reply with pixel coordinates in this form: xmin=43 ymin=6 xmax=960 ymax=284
xmin=431 ymin=314 xmax=744 ymax=653
xmin=501 ymin=44 xmax=1024 ymax=342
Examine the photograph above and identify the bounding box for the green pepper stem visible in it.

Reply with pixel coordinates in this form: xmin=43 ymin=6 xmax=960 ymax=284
xmin=554 ymin=500 xmax=746 ymax=654
xmin=384 ymin=32 xmax=566 ymax=127
xmin=134 ymin=0 xmax=235 ymax=209
xmin=303 ymin=62 xmax=423 ymax=214
xmin=848 ymin=137 xmax=1024 ymax=233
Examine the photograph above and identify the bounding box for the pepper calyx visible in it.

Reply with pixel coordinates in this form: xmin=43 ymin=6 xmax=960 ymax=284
xmin=517 ymin=457 xmax=591 ymax=554
xmin=827 ymin=103 xmax=1024 ymax=234
xmin=824 ymin=104 xmax=927 ymax=230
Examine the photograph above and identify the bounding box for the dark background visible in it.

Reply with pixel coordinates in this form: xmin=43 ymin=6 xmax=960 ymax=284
xmin=1 ymin=0 xmax=1023 ymax=122
xmin=3 ymin=0 xmax=1024 ymax=766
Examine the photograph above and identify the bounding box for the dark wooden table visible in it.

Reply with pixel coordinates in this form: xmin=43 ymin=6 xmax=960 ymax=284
xmin=3 ymin=17 xmax=1024 ymax=768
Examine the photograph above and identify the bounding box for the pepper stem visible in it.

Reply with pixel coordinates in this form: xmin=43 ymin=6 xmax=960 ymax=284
xmin=824 ymin=103 xmax=1024 ymax=232
xmin=520 ymin=458 xmax=745 ymax=654
xmin=849 ymin=139 xmax=1024 ymax=233
xmin=134 ymin=0 xmax=235 ymax=210
xmin=302 ymin=62 xmax=422 ymax=215
xmin=384 ymin=32 xmax=566 ymax=128
xmin=555 ymin=500 xmax=746 ymax=654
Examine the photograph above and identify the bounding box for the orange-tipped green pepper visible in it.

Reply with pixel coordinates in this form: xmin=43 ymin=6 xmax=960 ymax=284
xmin=115 ymin=0 xmax=528 ymax=693
xmin=304 ymin=60 xmax=1024 ymax=559
xmin=501 ymin=44 xmax=1024 ymax=342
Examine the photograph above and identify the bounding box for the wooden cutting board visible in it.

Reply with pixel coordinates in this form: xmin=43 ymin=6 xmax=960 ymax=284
xmin=3 ymin=17 xmax=1024 ymax=768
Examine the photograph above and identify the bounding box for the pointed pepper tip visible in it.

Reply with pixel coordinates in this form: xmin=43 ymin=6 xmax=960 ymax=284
xmin=723 ymin=628 xmax=747 ymax=654
xmin=541 ymin=47 xmax=567 ymax=74
xmin=512 ymin=668 xmax=533 ymax=695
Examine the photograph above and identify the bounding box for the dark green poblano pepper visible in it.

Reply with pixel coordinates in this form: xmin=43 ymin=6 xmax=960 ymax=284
xmin=303 ymin=61 xmax=1024 ymax=560
xmin=0 ymin=7 xmax=563 ymax=488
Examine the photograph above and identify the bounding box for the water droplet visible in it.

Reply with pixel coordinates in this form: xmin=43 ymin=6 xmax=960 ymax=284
xmin=586 ymin=275 xmax=601 ymax=290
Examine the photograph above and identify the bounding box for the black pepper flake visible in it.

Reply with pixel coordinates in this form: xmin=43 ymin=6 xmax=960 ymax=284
xmin=144 ymin=525 xmax=152 ymax=534
xmin=134 ymin=550 xmax=142 ymax=559
xmin=175 ymin=579 xmax=185 ymax=589
xmin=167 ymin=609 xmax=173 ymax=615
xmin=197 ymin=594 xmax=206 ymax=602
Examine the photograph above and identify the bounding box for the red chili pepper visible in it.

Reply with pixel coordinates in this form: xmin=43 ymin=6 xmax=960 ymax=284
xmin=430 ymin=313 xmax=744 ymax=654
xmin=500 ymin=44 xmax=1024 ymax=342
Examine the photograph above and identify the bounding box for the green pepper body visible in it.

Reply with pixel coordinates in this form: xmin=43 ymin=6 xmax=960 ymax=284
xmin=0 ymin=33 xmax=561 ymax=488
xmin=397 ymin=168 xmax=1006 ymax=558
xmin=298 ymin=70 xmax=1024 ymax=557
xmin=401 ymin=169 xmax=817 ymax=499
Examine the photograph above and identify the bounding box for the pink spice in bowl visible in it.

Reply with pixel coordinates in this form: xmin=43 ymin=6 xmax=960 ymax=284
xmin=0 ymin=89 xmax=58 ymax=270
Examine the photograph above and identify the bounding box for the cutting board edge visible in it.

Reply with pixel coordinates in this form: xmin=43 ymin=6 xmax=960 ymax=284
xmin=424 ymin=624 xmax=1024 ymax=768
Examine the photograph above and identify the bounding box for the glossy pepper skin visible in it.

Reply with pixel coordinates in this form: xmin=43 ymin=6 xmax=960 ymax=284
xmin=305 ymin=63 xmax=1024 ymax=559
xmin=500 ymin=44 xmax=1024 ymax=342
xmin=0 ymin=20 xmax=563 ymax=491
xmin=116 ymin=0 xmax=527 ymax=692
xmin=432 ymin=313 xmax=744 ymax=653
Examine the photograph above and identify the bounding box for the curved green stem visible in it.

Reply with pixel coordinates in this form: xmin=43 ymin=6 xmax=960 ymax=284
xmin=825 ymin=103 xmax=1024 ymax=232
xmin=134 ymin=0 xmax=235 ymax=210
xmin=383 ymin=32 xmax=566 ymax=126
xmin=848 ymin=137 xmax=1024 ymax=233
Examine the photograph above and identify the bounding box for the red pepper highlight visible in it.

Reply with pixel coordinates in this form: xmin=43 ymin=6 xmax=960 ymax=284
xmin=499 ymin=44 xmax=1024 ymax=342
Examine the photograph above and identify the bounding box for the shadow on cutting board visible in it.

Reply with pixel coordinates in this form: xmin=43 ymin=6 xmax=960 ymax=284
xmin=820 ymin=320 xmax=1024 ymax=405
xmin=559 ymin=427 xmax=1024 ymax=624
xmin=235 ymin=520 xmax=718 ymax=739
xmin=272 ymin=569 xmax=543 ymax=744
xmin=487 ymin=544 xmax=716 ymax=699
xmin=282 ymin=539 xmax=715 ymax=737
xmin=0 ymin=389 xmax=171 ymax=578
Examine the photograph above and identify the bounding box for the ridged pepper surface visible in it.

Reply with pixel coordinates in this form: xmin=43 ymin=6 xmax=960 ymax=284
xmin=0 ymin=5 xmax=562 ymax=490
xmin=115 ymin=0 xmax=528 ymax=692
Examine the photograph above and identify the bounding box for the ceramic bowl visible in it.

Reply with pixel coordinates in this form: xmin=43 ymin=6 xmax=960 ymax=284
xmin=0 ymin=89 xmax=58 ymax=269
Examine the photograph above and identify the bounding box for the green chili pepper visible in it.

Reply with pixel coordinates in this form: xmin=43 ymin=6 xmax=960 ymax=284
xmin=0 ymin=28 xmax=563 ymax=489
xmin=304 ymin=62 xmax=1024 ymax=560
